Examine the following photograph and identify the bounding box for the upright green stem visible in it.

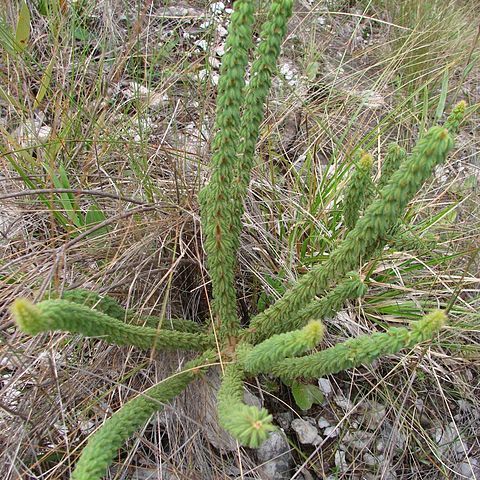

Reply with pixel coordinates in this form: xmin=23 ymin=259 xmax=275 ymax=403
xmin=377 ymin=143 xmax=407 ymax=190
xmin=199 ymin=0 xmax=255 ymax=340
xmin=231 ymin=0 xmax=294 ymax=249
xmin=343 ymin=152 xmax=374 ymax=230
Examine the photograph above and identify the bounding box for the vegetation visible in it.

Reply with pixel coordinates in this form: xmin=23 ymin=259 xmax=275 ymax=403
xmin=1 ymin=0 xmax=479 ymax=479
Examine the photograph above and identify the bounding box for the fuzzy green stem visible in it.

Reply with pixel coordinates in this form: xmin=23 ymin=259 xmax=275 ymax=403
xmin=231 ymin=0 xmax=294 ymax=248
xmin=240 ymin=321 xmax=324 ymax=375
xmin=71 ymin=351 xmax=215 ymax=480
xmin=217 ymin=363 xmax=275 ymax=447
xmin=199 ymin=0 xmax=255 ymax=340
xmin=12 ymin=299 xmax=213 ymax=351
xmin=444 ymin=100 xmax=467 ymax=134
xmin=377 ymin=143 xmax=407 ymax=191
xmin=244 ymin=273 xmax=366 ymax=342
xmin=288 ymin=273 xmax=367 ymax=332
xmin=55 ymin=289 xmax=202 ymax=333
xmin=343 ymin=152 xmax=374 ymax=230
xmin=271 ymin=310 xmax=446 ymax=381
xmin=249 ymin=125 xmax=454 ymax=342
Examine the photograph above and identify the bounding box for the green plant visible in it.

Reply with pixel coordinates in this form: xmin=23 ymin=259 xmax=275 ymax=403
xmin=10 ymin=0 xmax=468 ymax=478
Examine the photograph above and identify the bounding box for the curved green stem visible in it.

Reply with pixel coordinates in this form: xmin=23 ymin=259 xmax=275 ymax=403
xmin=217 ymin=363 xmax=275 ymax=448
xmin=239 ymin=321 xmax=324 ymax=375
xmin=249 ymin=126 xmax=454 ymax=342
xmin=271 ymin=310 xmax=446 ymax=381
xmin=55 ymin=289 xmax=202 ymax=333
xmin=12 ymin=299 xmax=213 ymax=352
xmin=71 ymin=351 xmax=215 ymax=480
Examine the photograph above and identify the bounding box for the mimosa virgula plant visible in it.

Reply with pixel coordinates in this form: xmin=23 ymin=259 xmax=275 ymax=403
xmin=10 ymin=1 xmax=467 ymax=478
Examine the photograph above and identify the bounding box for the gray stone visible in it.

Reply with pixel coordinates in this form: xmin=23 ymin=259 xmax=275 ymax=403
xmin=276 ymin=412 xmax=293 ymax=431
xmin=334 ymin=395 xmax=354 ymax=411
xmin=363 ymin=452 xmax=385 ymax=466
xmin=342 ymin=430 xmax=375 ymax=450
xmin=434 ymin=422 xmax=466 ymax=455
xmin=334 ymin=450 xmax=348 ymax=473
xmin=291 ymin=418 xmax=322 ymax=445
xmin=318 ymin=378 xmax=333 ymax=397
xmin=380 ymin=421 xmax=406 ymax=453
xmin=323 ymin=426 xmax=339 ymax=439
xmin=317 ymin=416 xmax=331 ymax=429
xmin=454 ymin=457 xmax=480 ymax=479
xmin=256 ymin=430 xmax=293 ymax=480
xmin=359 ymin=401 xmax=386 ymax=430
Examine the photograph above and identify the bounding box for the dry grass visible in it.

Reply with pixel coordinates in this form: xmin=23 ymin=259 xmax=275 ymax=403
xmin=1 ymin=0 xmax=480 ymax=479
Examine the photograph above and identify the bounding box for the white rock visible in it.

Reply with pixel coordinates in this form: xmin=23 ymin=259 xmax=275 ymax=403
xmin=15 ymin=118 xmax=51 ymax=147
xmin=217 ymin=25 xmax=228 ymax=37
xmin=343 ymin=430 xmax=375 ymax=450
xmin=334 ymin=395 xmax=354 ymax=411
xmin=211 ymin=73 xmax=220 ymax=86
xmin=214 ymin=44 xmax=225 ymax=56
xmin=317 ymin=416 xmax=331 ymax=429
xmin=323 ymin=426 xmax=339 ymax=439
xmin=317 ymin=378 xmax=333 ymax=397
xmin=334 ymin=450 xmax=347 ymax=472
xmin=200 ymin=20 xmax=212 ymax=29
xmin=197 ymin=69 xmax=208 ymax=82
xmin=194 ymin=39 xmax=209 ymax=51
xmin=210 ymin=1 xmax=225 ymax=14
xmin=208 ymin=55 xmax=221 ymax=69
xmin=291 ymin=419 xmax=322 ymax=445
xmin=78 ymin=419 xmax=96 ymax=435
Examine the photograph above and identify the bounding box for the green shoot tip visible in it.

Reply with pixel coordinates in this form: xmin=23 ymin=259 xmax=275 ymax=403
xmin=11 ymin=299 xmax=43 ymax=335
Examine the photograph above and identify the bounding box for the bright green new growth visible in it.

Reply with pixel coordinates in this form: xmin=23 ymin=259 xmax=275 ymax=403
xmin=12 ymin=299 xmax=213 ymax=352
xmin=240 ymin=321 xmax=325 ymax=374
xmin=444 ymin=100 xmax=467 ymax=133
xmin=271 ymin=310 xmax=446 ymax=381
xmin=9 ymin=0 xmax=467 ymax=477
xmin=343 ymin=151 xmax=374 ymax=230
xmin=217 ymin=364 xmax=276 ymax=448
